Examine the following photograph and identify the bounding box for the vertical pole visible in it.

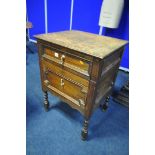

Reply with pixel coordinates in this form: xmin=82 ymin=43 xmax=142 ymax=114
xmin=70 ymin=0 xmax=74 ymax=30
xmin=99 ymin=26 xmax=107 ymax=36
xmin=99 ymin=26 xmax=103 ymax=35
xmin=44 ymin=0 xmax=48 ymax=33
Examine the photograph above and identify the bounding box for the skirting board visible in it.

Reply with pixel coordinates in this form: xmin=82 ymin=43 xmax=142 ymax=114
xmin=29 ymin=39 xmax=37 ymax=43
xmin=29 ymin=39 xmax=129 ymax=72
xmin=119 ymin=67 xmax=129 ymax=72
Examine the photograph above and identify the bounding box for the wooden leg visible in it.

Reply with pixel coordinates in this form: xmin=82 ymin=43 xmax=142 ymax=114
xmin=101 ymin=96 xmax=110 ymax=111
xmin=43 ymin=91 xmax=49 ymax=112
xmin=81 ymin=119 xmax=89 ymax=141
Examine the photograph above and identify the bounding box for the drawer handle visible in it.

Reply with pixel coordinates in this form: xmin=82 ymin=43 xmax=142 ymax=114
xmin=60 ymin=79 xmax=64 ymax=86
xmin=61 ymin=55 xmax=65 ymax=64
xmin=44 ymin=80 xmax=50 ymax=86
xmin=54 ymin=52 xmax=59 ymax=58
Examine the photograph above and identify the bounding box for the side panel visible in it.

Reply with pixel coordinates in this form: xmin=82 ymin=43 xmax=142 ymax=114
xmin=95 ymin=48 xmax=124 ymax=106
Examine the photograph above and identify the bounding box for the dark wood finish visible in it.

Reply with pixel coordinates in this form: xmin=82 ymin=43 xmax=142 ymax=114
xmin=35 ymin=30 xmax=128 ymax=140
xmin=113 ymin=80 xmax=129 ymax=107
xmin=44 ymin=47 xmax=90 ymax=74
xmin=42 ymin=59 xmax=89 ymax=87
xmin=81 ymin=119 xmax=89 ymax=141
xmin=43 ymin=91 xmax=49 ymax=112
xmin=44 ymin=71 xmax=87 ymax=106
xmin=101 ymin=96 xmax=110 ymax=111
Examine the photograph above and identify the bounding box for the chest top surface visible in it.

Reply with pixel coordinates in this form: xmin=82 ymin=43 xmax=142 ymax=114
xmin=35 ymin=30 xmax=128 ymax=59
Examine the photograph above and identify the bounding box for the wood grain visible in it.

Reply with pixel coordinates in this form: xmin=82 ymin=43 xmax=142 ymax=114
xmin=35 ymin=30 xmax=128 ymax=140
xmin=35 ymin=30 xmax=128 ymax=59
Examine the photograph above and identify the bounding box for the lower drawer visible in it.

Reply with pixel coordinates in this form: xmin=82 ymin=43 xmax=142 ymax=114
xmin=42 ymin=59 xmax=89 ymax=87
xmin=44 ymin=69 xmax=87 ymax=107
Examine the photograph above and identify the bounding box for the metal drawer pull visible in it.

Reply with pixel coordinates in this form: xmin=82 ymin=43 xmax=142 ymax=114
xmin=60 ymin=79 xmax=64 ymax=86
xmin=61 ymin=55 xmax=65 ymax=64
xmin=54 ymin=52 xmax=59 ymax=58
xmin=44 ymin=80 xmax=50 ymax=86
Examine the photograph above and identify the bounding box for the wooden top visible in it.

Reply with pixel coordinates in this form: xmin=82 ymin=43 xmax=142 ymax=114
xmin=35 ymin=30 xmax=128 ymax=59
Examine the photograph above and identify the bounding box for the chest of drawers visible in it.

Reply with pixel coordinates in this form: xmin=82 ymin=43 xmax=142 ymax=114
xmin=35 ymin=30 xmax=127 ymax=140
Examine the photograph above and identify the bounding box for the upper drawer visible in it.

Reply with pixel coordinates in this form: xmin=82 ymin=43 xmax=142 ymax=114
xmin=43 ymin=47 xmax=91 ymax=76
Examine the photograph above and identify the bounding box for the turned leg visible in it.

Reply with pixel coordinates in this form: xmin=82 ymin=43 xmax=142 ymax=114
xmin=43 ymin=91 xmax=49 ymax=112
xmin=81 ymin=119 xmax=89 ymax=141
xmin=101 ymin=96 xmax=110 ymax=111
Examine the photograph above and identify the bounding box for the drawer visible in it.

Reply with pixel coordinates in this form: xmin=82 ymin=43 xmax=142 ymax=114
xmin=44 ymin=69 xmax=87 ymax=107
xmin=43 ymin=47 xmax=91 ymax=76
xmin=42 ymin=59 xmax=89 ymax=88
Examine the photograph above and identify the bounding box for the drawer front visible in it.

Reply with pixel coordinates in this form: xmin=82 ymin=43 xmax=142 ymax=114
xmin=44 ymin=47 xmax=91 ymax=76
xmin=44 ymin=69 xmax=87 ymax=107
xmin=42 ymin=59 xmax=89 ymax=88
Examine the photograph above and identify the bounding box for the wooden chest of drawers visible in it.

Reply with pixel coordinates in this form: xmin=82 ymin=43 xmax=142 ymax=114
xmin=35 ymin=30 xmax=127 ymax=140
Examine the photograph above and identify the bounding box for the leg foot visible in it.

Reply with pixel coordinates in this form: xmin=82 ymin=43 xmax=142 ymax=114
xmin=81 ymin=119 xmax=89 ymax=141
xmin=101 ymin=96 xmax=110 ymax=112
xmin=43 ymin=91 xmax=49 ymax=112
